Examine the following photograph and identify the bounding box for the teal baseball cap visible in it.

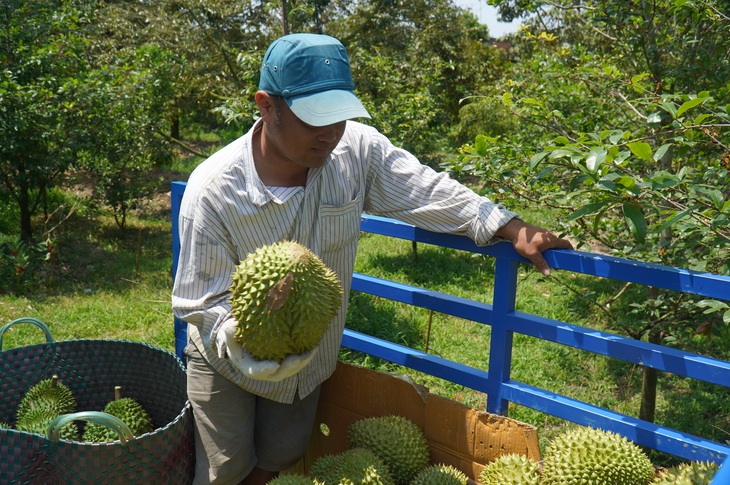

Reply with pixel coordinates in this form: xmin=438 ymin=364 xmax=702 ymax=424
xmin=259 ymin=33 xmax=371 ymax=127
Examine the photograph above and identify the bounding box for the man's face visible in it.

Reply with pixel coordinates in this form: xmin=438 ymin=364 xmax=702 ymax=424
xmin=265 ymin=95 xmax=347 ymax=169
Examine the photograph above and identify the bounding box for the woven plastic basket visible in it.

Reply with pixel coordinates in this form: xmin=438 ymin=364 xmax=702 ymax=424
xmin=0 ymin=318 xmax=194 ymax=484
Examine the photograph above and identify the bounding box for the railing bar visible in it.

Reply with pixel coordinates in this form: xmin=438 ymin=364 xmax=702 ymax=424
xmin=341 ymin=329 xmax=490 ymax=392
xmin=352 ymin=273 xmax=494 ymax=323
xmin=342 ymin=329 xmax=730 ymax=465
xmin=360 ymin=214 xmax=730 ymax=301
xmin=501 ymin=380 xmax=730 ymax=464
xmin=508 ymin=312 xmax=730 ymax=386
xmin=352 ymin=275 xmax=730 ymax=386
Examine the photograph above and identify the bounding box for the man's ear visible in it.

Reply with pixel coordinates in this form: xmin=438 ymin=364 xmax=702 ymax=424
xmin=255 ymin=91 xmax=275 ymax=122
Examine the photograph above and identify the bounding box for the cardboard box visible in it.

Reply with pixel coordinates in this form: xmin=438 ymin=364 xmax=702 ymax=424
xmin=288 ymin=361 xmax=541 ymax=481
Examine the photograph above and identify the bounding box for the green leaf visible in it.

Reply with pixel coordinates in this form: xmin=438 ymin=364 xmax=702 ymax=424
xmin=529 ymin=151 xmax=548 ymax=170
xmin=622 ymin=202 xmax=647 ymax=243
xmin=706 ymin=189 xmax=724 ymax=210
xmin=659 ymin=101 xmax=678 ymax=118
xmin=628 ymin=142 xmax=653 ymax=162
xmin=693 ymin=113 xmax=710 ymax=125
xmin=653 ymin=143 xmax=672 ymax=163
xmin=501 ymin=92 xmax=513 ymax=107
xmin=657 ymin=208 xmax=691 ymax=233
xmin=650 ymin=171 xmax=679 ymax=189
xmin=676 ymin=96 xmax=705 ymax=117
xmin=474 ymin=135 xmax=488 ymax=157
xmin=609 ymin=131 xmax=630 ymax=144
xmin=596 ymin=178 xmax=617 ymax=191
xmin=647 ymin=112 xmax=663 ymax=125
xmin=615 ymin=175 xmax=639 ymax=194
xmin=712 ymin=213 xmax=728 ymax=229
xmin=585 ymin=147 xmax=607 ymax=172
xmin=696 ymin=299 xmax=729 ymax=313
xmin=568 ymin=201 xmax=606 ymax=221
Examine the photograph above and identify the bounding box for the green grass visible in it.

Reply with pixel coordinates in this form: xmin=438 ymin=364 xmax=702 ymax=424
xmin=1 ymin=181 xmax=728 ymax=467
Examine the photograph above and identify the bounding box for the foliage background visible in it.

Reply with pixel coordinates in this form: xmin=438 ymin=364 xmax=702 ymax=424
xmin=1 ymin=0 xmax=728 ymax=466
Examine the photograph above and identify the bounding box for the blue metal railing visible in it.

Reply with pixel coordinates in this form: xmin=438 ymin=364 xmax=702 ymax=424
xmin=171 ymin=181 xmax=730 ymax=476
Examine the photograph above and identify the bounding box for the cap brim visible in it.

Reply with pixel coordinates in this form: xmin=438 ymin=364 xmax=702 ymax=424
xmin=286 ymin=89 xmax=371 ymax=127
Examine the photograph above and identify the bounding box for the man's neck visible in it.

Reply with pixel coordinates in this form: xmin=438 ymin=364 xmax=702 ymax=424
xmin=252 ymin=122 xmax=309 ymax=187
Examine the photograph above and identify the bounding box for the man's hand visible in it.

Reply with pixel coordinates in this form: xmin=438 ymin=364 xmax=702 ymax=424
xmin=495 ymin=219 xmax=574 ymax=276
xmin=215 ymin=320 xmax=317 ymax=381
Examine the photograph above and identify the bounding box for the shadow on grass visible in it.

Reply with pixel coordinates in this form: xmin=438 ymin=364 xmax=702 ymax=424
xmin=6 ymin=203 xmax=173 ymax=297
xmin=362 ymin=242 xmax=496 ymax=292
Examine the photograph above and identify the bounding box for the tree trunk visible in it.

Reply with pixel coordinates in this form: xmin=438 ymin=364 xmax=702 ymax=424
xmin=639 ymin=287 xmax=663 ymax=423
xmin=281 ymin=0 xmax=289 ymax=35
xmin=639 ymin=329 xmax=662 ymax=423
xmin=170 ymin=114 xmax=180 ymax=141
xmin=19 ymin=183 xmax=33 ymax=242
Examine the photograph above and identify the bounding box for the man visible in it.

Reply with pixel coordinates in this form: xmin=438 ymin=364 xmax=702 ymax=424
xmin=172 ymin=33 xmax=572 ymax=484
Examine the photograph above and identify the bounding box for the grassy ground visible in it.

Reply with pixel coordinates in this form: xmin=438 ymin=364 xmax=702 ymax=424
xmin=0 ymin=167 xmax=728 ymax=466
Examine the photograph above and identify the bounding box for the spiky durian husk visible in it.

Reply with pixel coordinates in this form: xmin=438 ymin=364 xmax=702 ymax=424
xmin=478 ymin=453 xmax=540 ymax=485
xmin=15 ymin=407 xmax=80 ymax=440
xmin=541 ymin=426 xmax=655 ymax=485
xmin=411 ymin=464 xmax=468 ymax=485
xmin=82 ymin=397 xmax=153 ymax=442
xmin=310 ymin=447 xmax=395 ymax=485
xmin=267 ymin=474 xmax=323 ymax=485
xmin=16 ymin=376 xmax=77 ymax=422
xmin=651 ymin=461 xmax=718 ymax=484
xmin=229 ymin=241 xmax=343 ymax=362
xmin=346 ymin=415 xmax=429 ymax=485
xmin=0 ymin=422 xmax=10 ymax=429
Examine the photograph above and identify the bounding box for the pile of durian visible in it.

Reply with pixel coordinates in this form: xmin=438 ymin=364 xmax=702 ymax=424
xmin=479 ymin=426 xmax=719 ymax=485
xmin=270 ymin=414 xmax=467 ymax=485
xmin=1 ymin=376 xmax=154 ymax=442
xmin=266 ymin=417 xmax=720 ymax=485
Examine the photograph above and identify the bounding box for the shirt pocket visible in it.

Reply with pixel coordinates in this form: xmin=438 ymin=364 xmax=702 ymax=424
xmin=318 ymin=194 xmax=362 ymax=253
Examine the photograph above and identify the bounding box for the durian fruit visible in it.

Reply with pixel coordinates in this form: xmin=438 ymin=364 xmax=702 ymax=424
xmin=651 ymin=461 xmax=718 ymax=484
xmin=478 ymin=453 xmax=540 ymax=485
xmin=16 ymin=375 xmax=77 ymax=420
xmin=541 ymin=426 xmax=655 ymax=485
xmin=267 ymin=474 xmax=323 ymax=485
xmin=0 ymin=422 xmax=10 ymax=429
xmin=15 ymin=407 xmax=80 ymax=440
xmin=310 ymin=447 xmax=395 ymax=485
xmin=410 ymin=463 xmax=468 ymax=485
xmin=346 ymin=415 xmax=430 ymax=485
xmin=15 ymin=375 xmax=79 ymax=440
xmin=82 ymin=386 xmax=154 ymax=442
xmin=229 ymin=241 xmax=343 ymax=363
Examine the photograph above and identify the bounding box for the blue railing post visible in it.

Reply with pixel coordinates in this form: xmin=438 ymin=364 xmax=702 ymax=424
xmin=486 ymin=257 xmax=520 ymax=415
xmin=171 ymin=181 xmax=187 ymax=362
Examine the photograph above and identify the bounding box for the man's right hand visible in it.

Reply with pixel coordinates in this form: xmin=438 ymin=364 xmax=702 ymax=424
xmin=215 ymin=320 xmax=317 ymax=381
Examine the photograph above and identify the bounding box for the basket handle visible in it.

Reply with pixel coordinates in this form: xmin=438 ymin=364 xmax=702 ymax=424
xmin=48 ymin=411 xmax=135 ymax=445
xmin=0 ymin=317 xmax=54 ymax=350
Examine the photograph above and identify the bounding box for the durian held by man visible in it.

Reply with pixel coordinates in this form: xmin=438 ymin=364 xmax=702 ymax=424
xmin=171 ymin=32 xmax=573 ymax=485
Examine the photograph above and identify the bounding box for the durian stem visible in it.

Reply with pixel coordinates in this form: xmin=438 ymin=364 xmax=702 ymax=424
xmin=51 ymin=375 xmax=59 ymax=388
xmin=114 ymin=386 xmax=123 ymax=401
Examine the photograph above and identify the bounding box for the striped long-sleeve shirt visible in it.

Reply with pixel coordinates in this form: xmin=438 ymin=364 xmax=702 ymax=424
xmin=171 ymin=120 xmax=519 ymax=404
